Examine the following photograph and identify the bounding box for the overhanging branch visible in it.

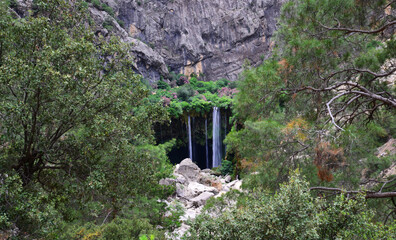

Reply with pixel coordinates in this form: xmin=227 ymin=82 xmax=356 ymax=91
xmin=310 ymin=187 xmax=396 ymax=199
xmin=318 ymin=20 xmax=396 ymax=34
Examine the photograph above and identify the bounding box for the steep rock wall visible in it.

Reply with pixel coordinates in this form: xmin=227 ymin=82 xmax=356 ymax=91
xmin=12 ymin=0 xmax=283 ymax=82
xmin=101 ymin=0 xmax=283 ymax=82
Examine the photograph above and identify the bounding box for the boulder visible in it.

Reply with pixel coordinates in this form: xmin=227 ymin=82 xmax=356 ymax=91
xmin=190 ymin=192 xmax=215 ymax=207
xmin=214 ymin=191 xmax=227 ymax=198
xmin=171 ymin=223 xmax=190 ymax=239
xmin=199 ymin=173 xmax=223 ymax=191
xmin=232 ymin=180 xmax=243 ymax=191
xmin=188 ymin=182 xmax=219 ymax=196
xmin=174 ymin=173 xmax=187 ymax=185
xmin=224 ymin=175 xmax=232 ymax=183
xmin=226 ymin=180 xmax=238 ymax=188
xmin=376 ymin=138 xmax=396 ymax=157
xmin=176 ymin=183 xmax=193 ymax=199
xmin=175 ymin=159 xmax=201 ymax=182
xmin=159 ymin=178 xmax=176 ymax=186
xmin=201 ymin=169 xmax=214 ymax=174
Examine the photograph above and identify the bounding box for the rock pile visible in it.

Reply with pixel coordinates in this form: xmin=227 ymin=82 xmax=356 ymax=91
xmin=159 ymin=158 xmax=242 ymax=239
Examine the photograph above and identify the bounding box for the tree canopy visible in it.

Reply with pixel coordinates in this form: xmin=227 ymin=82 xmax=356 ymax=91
xmin=0 ymin=0 xmax=174 ymax=237
xmin=225 ymin=0 xmax=396 ymax=225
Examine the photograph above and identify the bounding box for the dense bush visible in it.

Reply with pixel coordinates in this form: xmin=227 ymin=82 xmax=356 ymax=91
xmin=52 ymin=218 xmax=164 ymax=240
xmin=186 ymin=171 xmax=396 ymax=239
xmin=157 ymin=79 xmax=171 ymax=90
xmin=176 ymin=84 xmax=196 ymax=102
xmin=220 ymin=160 xmax=233 ymax=176
xmin=147 ymin=74 xmax=237 ymax=118
xmin=0 ymin=0 xmax=175 ymax=238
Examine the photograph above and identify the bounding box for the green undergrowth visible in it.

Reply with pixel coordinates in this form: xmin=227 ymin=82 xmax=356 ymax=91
xmin=146 ymin=75 xmax=238 ymax=118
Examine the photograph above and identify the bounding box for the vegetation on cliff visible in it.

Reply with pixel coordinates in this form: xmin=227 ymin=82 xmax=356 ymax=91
xmin=147 ymin=75 xmax=237 ymax=118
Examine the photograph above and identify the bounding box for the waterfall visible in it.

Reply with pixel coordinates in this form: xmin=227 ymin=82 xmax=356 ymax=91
xmin=188 ymin=115 xmax=193 ymax=160
xmin=205 ymin=118 xmax=209 ymax=168
xmin=212 ymin=107 xmax=221 ymax=168
xmin=224 ymin=112 xmax=227 ymax=155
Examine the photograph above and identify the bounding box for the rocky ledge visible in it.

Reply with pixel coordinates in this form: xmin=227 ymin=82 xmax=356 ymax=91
xmin=159 ymin=158 xmax=242 ymax=239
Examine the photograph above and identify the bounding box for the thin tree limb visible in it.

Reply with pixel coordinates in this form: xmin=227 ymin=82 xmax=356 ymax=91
xmin=318 ymin=20 xmax=396 ymax=34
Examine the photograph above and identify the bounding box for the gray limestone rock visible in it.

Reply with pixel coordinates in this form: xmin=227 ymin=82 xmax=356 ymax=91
xmin=224 ymin=175 xmax=232 ymax=183
xmin=188 ymin=181 xmax=219 ymax=196
xmin=159 ymin=178 xmax=176 ymax=186
xmin=190 ymin=192 xmax=215 ymax=207
xmin=175 ymin=158 xmax=201 ymax=182
xmin=91 ymin=0 xmax=283 ymax=82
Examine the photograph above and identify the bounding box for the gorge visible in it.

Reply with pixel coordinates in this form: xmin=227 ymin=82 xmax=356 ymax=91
xmin=1 ymin=0 xmax=395 ymax=239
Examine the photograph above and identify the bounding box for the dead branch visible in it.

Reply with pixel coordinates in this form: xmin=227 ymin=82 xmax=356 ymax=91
xmin=318 ymin=20 xmax=396 ymax=34
xmin=310 ymin=187 xmax=396 ymax=199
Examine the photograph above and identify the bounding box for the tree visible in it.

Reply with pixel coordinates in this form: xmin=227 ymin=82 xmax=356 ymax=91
xmin=0 ymin=0 xmax=173 ymax=236
xmin=0 ymin=0 xmax=153 ymax=185
xmin=227 ymin=0 xmax=396 ymax=224
xmin=276 ymin=0 xmax=395 ymax=130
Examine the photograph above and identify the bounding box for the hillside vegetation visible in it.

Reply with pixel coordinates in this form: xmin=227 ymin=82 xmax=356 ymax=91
xmin=0 ymin=0 xmax=395 ymax=239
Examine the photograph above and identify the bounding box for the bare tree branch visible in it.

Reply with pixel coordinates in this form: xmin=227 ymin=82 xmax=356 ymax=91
xmin=310 ymin=187 xmax=396 ymax=199
xmin=318 ymin=20 xmax=396 ymax=34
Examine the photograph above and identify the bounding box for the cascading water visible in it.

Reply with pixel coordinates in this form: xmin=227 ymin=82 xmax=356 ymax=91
xmin=205 ymin=118 xmax=209 ymax=168
xmin=188 ymin=115 xmax=193 ymax=160
xmin=212 ymin=107 xmax=221 ymax=168
xmin=224 ymin=112 xmax=227 ymax=156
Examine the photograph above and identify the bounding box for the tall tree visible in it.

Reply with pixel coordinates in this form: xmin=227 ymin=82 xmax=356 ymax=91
xmin=228 ymin=0 xmax=396 ymax=207
xmin=0 ymin=0 xmax=151 ymax=185
xmin=0 ymin=0 xmax=174 ymax=236
xmin=277 ymin=0 xmax=396 ymax=129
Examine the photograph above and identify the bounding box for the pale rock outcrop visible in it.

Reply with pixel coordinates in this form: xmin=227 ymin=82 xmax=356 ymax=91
xmin=174 ymin=158 xmax=201 ymax=182
xmin=190 ymin=192 xmax=215 ymax=207
xmin=160 ymin=158 xmax=243 ymax=239
xmin=361 ymin=138 xmax=396 ymax=189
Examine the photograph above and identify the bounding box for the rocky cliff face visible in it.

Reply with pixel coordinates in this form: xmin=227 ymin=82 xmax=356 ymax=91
xmin=96 ymin=0 xmax=283 ymax=82
xmin=12 ymin=0 xmax=283 ymax=82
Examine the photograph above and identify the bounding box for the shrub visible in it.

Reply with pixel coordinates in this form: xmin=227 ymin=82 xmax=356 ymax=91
xmin=116 ymin=19 xmax=125 ymax=28
xmin=101 ymin=3 xmax=114 ymax=16
xmin=157 ymin=79 xmax=170 ymax=90
xmin=220 ymin=160 xmax=233 ymax=176
xmin=177 ymin=75 xmax=189 ymax=86
xmin=55 ymin=218 xmax=164 ymax=240
xmin=176 ymin=85 xmax=195 ymax=102
xmin=91 ymin=0 xmax=101 ymax=9
xmin=102 ymin=18 xmax=113 ymax=31
xmin=186 ymin=171 xmax=396 ymax=239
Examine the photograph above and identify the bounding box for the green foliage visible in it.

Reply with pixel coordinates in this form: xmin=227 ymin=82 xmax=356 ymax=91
xmin=176 ymin=84 xmax=196 ymax=102
xmin=0 ymin=0 xmax=173 ymax=237
xmin=234 ymin=60 xmax=282 ymax=121
xmin=226 ymin=0 xmax=395 ymax=226
xmin=162 ymin=201 xmax=184 ymax=231
xmin=89 ymin=0 xmax=114 ymax=17
xmin=157 ymin=79 xmax=170 ymax=90
xmin=186 ymin=171 xmax=396 ymax=239
xmin=53 ymin=217 xmax=164 ymax=240
xmin=0 ymin=172 xmax=61 ymax=236
xmin=8 ymin=0 xmax=18 ymax=8
xmin=220 ymin=160 xmax=233 ymax=176
xmin=147 ymin=74 xmax=236 ymax=118
xmin=102 ymin=18 xmax=113 ymax=31
xmin=116 ymin=19 xmax=125 ymax=28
